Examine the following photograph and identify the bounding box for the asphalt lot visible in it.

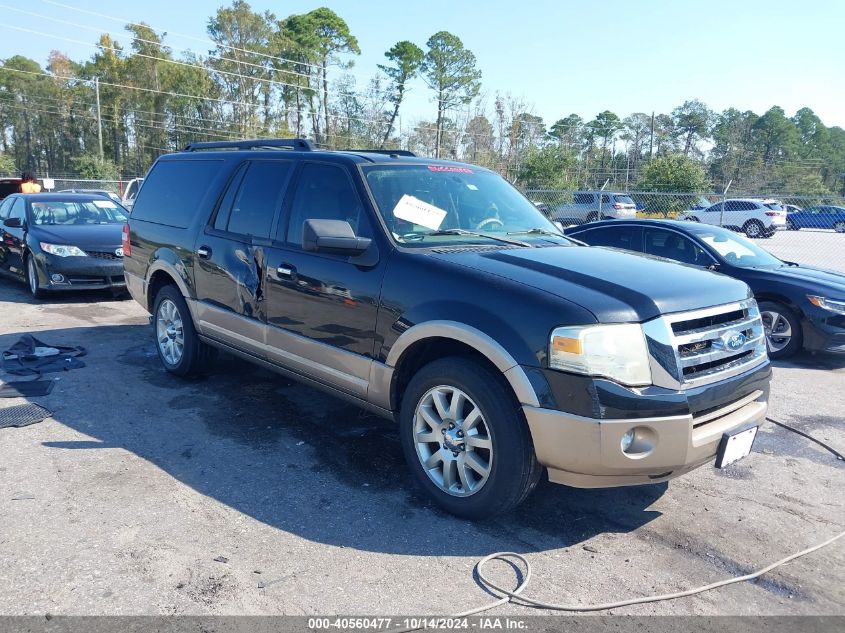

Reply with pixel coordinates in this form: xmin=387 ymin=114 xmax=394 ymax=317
xmin=0 ymin=275 xmax=843 ymax=617
xmin=762 ymin=229 xmax=845 ymax=273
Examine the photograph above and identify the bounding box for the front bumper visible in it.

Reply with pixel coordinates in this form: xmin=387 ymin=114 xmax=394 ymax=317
xmin=802 ymin=311 xmax=845 ymax=353
xmin=604 ymin=208 xmax=637 ymax=219
xmin=521 ymin=361 xmax=771 ymax=488
xmin=35 ymin=253 xmax=126 ymax=291
xmin=523 ymin=392 xmax=767 ymax=488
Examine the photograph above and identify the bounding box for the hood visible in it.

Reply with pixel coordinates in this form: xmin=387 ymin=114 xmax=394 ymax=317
xmin=31 ymin=223 xmax=123 ymax=252
xmin=756 ymin=264 xmax=845 ymax=298
xmin=431 ymin=245 xmax=752 ymax=323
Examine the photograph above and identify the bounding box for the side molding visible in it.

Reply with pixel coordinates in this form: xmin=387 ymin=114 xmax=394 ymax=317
xmin=383 ymin=321 xmax=540 ymax=409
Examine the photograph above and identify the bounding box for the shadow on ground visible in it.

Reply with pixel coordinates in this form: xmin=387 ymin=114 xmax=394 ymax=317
xmin=1 ymin=320 xmax=668 ymax=557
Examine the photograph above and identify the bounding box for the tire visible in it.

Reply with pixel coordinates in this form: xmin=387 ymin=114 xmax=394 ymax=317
xmin=743 ymin=219 xmax=765 ymax=238
xmin=152 ymin=284 xmax=216 ymax=376
xmin=25 ymin=254 xmax=47 ymax=299
xmin=687 ymin=216 xmax=700 ymax=222
xmin=834 ymin=221 xmax=845 ymax=234
xmin=787 ymin=220 xmax=799 ymax=231
xmin=399 ymin=356 xmax=541 ymax=520
xmin=758 ymin=300 xmax=802 ymax=360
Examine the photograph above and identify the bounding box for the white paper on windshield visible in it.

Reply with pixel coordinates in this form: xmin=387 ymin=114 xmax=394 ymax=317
xmin=93 ymin=200 xmax=117 ymax=208
xmin=392 ymin=194 xmax=447 ymax=231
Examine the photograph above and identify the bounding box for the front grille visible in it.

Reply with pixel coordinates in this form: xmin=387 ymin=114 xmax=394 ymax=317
xmin=643 ymin=299 xmax=768 ymax=389
xmin=87 ymin=251 xmax=121 ymax=260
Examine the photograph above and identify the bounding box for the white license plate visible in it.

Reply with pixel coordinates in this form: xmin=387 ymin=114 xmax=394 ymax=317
xmin=715 ymin=426 xmax=758 ymax=468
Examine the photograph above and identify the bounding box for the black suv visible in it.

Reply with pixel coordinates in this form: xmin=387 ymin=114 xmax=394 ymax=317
xmin=125 ymin=139 xmax=771 ymax=519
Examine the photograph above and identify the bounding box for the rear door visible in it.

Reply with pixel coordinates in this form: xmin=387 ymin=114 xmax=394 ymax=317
xmin=192 ymin=159 xmax=294 ymax=358
xmin=262 ymin=162 xmax=386 ymax=398
xmin=571 ymin=224 xmax=642 ymax=253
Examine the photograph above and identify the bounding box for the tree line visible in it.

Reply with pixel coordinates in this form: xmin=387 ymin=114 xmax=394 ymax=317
xmin=0 ymin=0 xmax=843 ymax=196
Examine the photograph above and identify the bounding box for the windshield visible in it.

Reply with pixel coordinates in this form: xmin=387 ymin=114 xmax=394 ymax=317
xmin=695 ymin=228 xmax=783 ymax=268
xmin=363 ymin=164 xmax=569 ymax=246
xmin=613 ymin=195 xmax=635 ymax=205
xmin=30 ymin=199 xmax=128 ymax=225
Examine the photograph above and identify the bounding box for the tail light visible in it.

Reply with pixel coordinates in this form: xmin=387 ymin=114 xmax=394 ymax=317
xmin=121 ymin=223 xmax=131 ymax=257
xmin=765 ymin=212 xmax=780 ymax=217
xmin=613 ymin=203 xmax=623 ymax=209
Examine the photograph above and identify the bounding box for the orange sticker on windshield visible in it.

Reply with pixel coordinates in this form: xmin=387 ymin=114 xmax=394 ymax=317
xmin=427 ymin=165 xmax=473 ymax=174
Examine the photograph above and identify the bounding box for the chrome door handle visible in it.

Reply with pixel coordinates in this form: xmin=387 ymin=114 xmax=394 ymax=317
xmin=197 ymin=246 xmax=211 ymax=259
xmin=277 ymin=266 xmax=293 ymax=277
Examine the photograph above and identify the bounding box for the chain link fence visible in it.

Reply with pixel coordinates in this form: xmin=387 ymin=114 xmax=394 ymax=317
xmin=526 ymin=189 xmax=845 ymax=273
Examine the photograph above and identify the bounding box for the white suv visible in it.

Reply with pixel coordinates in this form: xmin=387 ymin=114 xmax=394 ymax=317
xmin=678 ymin=198 xmax=787 ymax=238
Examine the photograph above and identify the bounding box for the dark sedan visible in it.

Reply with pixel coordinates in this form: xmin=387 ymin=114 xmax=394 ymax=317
xmin=0 ymin=193 xmax=128 ymax=298
xmin=564 ymin=219 xmax=845 ymax=359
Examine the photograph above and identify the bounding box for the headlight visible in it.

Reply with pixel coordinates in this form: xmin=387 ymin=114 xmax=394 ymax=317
xmin=549 ymin=323 xmax=651 ymax=386
xmin=40 ymin=243 xmax=87 ymax=257
xmin=808 ymin=295 xmax=845 ymax=315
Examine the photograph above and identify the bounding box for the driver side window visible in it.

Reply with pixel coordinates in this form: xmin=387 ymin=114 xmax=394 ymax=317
xmin=644 ymin=229 xmax=710 ymax=266
xmin=9 ymin=198 xmax=26 ymax=222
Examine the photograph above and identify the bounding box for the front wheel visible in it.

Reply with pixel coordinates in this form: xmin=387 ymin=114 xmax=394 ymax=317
xmin=759 ymin=301 xmax=802 ymax=360
xmin=25 ymin=255 xmax=47 ymax=299
xmin=399 ymin=357 xmax=541 ymax=520
xmin=152 ymin=285 xmax=216 ymax=376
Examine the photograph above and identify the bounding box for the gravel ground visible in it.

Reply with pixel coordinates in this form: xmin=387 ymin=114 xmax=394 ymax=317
xmin=0 ymin=278 xmax=843 ymax=618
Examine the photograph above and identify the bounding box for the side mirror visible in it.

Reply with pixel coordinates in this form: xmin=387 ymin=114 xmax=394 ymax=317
xmin=3 ymin=217 xmax=22 ymax=228
xmin=302 ymin=219 xmax=372 ymax=256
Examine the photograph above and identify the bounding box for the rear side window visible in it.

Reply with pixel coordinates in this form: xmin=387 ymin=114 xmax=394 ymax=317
xmin=576 ymin=225 xmax=640 ymax=251
xmin=574 ymin=193 xmax=594 ymax=204
xmin=131 ymin=160 xmax=223 ymax=228
xmin=219 ymin=161 xmax=293 ymax=239
xmin=764 ymin=203 xmax=783 ymax=211
xmin=613 ymin=195 xmax=634 ymax=204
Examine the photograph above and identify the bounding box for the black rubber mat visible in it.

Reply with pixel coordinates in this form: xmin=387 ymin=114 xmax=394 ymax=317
xmin=0 ymin=380 xmax=55 ymax=398
xmin=0 ymin=403 xmax=52 ymax=429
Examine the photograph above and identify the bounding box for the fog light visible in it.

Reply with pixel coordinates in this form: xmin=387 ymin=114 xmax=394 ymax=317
xmin=620 ymin=426 xmax=657 ymax=457
xmin=50 ymin=273 xmax=66 ymax=283
xmin=621 ymin=429 xmax=635 ymax=453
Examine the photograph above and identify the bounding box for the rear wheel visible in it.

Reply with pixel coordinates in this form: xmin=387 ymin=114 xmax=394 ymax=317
xmin=687 ymin=216 xmax=700 ymax=222
xmin=153 ymin=285 xmax=216 ymax=376
xmin=25 ymin=255 xmax=47 ymax=299
xmin=399 ymin=356 xmax=541 ymax=520
xmin=743 ymin=219 xmax=765 ymax=238
xmin=787 ymin=220 xmax=799 ymax=231
xmin=586 ymin=212 xmax=599 ymax=223
xmin=759 ymin=301 xmax=802 ymax=360
xmin=834 ymin=221 xmax=845 ymax=234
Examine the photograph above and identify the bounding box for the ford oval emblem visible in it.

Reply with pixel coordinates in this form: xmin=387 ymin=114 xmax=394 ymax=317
xmin=721 ymin=330 xmax=746 ymax=352
xmin=115 ymin=247 xmax=124 ymax=257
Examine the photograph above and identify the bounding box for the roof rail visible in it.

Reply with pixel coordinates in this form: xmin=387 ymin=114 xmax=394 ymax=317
xmin=342 ymin=148 xmax=416 ymax=157
xmin=183 ymin=138 xmax=314 ymax=152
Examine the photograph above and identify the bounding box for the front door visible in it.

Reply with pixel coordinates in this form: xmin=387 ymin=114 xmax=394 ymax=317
xmin=1 ymin=197 xmax=28 ymax=276
xmin=192 ymin=159 xmax=294 ymax=358
xmin=263 ymin=162 xmax=386 ymax=398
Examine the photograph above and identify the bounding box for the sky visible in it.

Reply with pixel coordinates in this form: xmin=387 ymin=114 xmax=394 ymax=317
xmin=1 ymin=0 xmax=844 ymax=130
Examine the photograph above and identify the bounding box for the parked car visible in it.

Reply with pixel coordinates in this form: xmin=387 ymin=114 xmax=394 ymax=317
xmin=784 ymin=204 xmax=803 ymax=216
xmin=564 ymin=219 xmax=845 ymax=358
xmin=0 ymin=192 xmax=128 ymax=298
xmin=124 ymin=138 xmax=770 ymax=519
xmin=58 ymin=188 xmax=123 ymax=205
xmin=677 ymin=198 xmax=787 ymax=238
xmin=550 ymin=191 xmax=637 ymax=225
xmin=0 ymin=177 xmax=22 ymax=201
xmin=121 ymin=177 xmax=144 ymax=210
xmin=785 ymin=205 xmax=845 ymax=232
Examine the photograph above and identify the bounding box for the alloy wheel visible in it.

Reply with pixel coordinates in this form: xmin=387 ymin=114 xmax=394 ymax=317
xmin=156 ymin=298 xmax=185 ymax=365
xmin=413 ymin=385 xmax=493 ymax=497
xmin=27 ymin=258 xmax=38 ymax=295
xmin=761 ymin=309 xmax=792 ymax=354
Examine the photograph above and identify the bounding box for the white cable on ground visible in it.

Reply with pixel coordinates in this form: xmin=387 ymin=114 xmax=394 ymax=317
xmin=385 ymin=529 xmax=844 ymax=632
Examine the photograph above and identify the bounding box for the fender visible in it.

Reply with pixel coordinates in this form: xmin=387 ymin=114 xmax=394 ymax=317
xmin=380 ymin=320 xmax=540 ymax=409
xmin=143 ymin=250 xmax=193 ymax=309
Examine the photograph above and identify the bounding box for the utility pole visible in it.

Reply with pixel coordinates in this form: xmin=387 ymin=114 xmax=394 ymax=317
xmin=95 ymin=78 xmax=104 ymax=160
xmin=649 ymin=111 xmax=655 ymax=160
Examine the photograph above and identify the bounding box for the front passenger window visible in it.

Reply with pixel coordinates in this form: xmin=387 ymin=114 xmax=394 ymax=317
xmin=285 ymin=163 xmax=367 ymax=247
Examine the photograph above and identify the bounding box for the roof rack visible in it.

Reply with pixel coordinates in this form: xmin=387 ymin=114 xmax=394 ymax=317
xmin=342 ymin=149 xmax=416 ymax=157
xmin=183 ymin=138 xmax=314 ymax=152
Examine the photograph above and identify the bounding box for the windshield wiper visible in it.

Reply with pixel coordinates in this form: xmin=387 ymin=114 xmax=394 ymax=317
xmin=421 ymin=228 xmax=530 ymax=247
xmin=507 ymin=228 xmax=569 ymax=238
